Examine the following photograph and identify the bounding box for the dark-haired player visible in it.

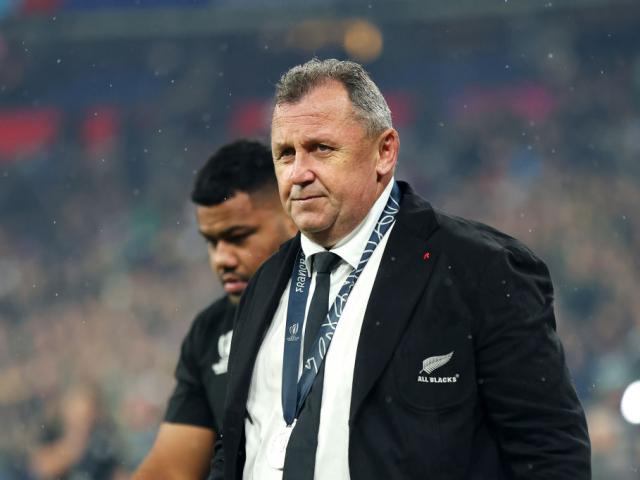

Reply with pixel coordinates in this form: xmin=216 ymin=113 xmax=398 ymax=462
xmin=133 ymin=140 xmax=296 ymax=480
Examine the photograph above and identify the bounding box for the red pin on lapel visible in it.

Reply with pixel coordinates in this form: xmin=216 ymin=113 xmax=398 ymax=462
xmin=423 ymin=251 xmax=431 ymax=261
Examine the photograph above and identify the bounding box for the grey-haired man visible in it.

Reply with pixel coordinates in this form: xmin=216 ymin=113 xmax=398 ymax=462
xmin=211 ymin=59 xmax=590 ymax=480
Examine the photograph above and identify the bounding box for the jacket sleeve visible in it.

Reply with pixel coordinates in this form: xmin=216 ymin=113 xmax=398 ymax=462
xmin=473 ymin=245 xmax=591 ymax=478
xmin=208 ymin=436 xmax=225 ymax=480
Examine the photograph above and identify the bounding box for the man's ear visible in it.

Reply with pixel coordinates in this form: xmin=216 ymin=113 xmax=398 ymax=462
xmin=376 ymin=128 xmax=399 ymax=177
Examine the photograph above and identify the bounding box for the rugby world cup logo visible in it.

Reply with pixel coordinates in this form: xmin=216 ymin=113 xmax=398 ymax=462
xmin=287 ymin=323 xmax=300 ymax=342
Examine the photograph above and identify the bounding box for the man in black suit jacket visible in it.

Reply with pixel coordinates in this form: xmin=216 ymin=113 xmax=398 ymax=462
xmin=210 ymin=59 xmax=590 ymax=479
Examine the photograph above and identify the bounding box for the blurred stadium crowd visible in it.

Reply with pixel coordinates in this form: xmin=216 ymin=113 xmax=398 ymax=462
xmin=1 ymin=1 xmax=639 ymax=479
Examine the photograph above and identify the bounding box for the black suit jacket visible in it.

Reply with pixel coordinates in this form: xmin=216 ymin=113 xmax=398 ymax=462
xmin=211 ymin=182 xmax=590 ymax=479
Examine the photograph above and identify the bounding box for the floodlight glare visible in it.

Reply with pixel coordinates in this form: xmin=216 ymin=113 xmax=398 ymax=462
xmin=620 ymin=380 xmax=640 ymax=425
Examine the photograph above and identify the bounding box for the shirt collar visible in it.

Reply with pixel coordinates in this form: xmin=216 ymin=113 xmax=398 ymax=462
xmin=301 ymin=178 xmax=395 ymax=272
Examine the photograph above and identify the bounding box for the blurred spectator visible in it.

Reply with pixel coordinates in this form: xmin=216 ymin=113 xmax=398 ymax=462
xmin=28 ymin=384 xmax=124 ymax=480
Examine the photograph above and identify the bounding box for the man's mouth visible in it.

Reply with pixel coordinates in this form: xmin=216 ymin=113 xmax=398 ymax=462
xmin=221 ymin=275 xmax=248 ymax=294
xmin=292 ymin=195 xmax=323 ymax=202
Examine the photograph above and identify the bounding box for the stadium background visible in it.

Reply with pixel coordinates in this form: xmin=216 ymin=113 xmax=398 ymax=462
xmin=1 ymin=0 xmax=639 ymax=478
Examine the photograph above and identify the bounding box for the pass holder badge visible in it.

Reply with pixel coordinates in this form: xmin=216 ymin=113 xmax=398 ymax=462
xmin=266 ymin=421 xmax=296 ymax=470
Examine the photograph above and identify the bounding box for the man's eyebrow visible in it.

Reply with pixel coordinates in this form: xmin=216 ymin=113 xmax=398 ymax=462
xmin=198 ymin=226 xmax=256 ymax=241
xmin=198 ymin=231 xmax=216 ymax=242
xmin=272 ymin=142 xmax=290 ymax=154
xmin=274 ymin=135 xmax=330 ymax=151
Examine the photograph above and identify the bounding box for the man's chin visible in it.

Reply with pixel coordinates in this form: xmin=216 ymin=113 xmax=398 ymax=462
xmin=228 ymin=292 xmax=242 ymax=304
xmin=292 ymin=214 xmax=331 ymax=235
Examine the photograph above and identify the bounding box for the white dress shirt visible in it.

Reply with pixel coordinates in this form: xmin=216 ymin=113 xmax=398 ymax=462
xmin=243 ymin=179 xmax=396 ymax=480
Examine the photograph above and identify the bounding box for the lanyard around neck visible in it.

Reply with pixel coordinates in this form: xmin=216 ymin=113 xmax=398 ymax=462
xmin=281 ymin=182 xmax=401 ymax=425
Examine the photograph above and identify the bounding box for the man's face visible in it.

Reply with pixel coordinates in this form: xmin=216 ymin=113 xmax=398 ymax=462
xmin=271 ymin=80 xmax=396 ymax=247
xmin=196 ymin=190 xmax=295 ymax=304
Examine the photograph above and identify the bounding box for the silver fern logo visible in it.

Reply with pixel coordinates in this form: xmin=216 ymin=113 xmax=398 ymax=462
xmin=420 ymin=351 xmax=454 ymax=374
xmin=417 ymin=351 xmax=458 ymax=383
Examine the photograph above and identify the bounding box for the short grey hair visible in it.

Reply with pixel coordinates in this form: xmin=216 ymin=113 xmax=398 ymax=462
xmin=275 ymin=58 xmax=393 ymax=137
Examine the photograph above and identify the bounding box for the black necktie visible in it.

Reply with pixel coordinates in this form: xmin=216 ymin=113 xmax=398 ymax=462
xmin=303 ymin=252 xmax=341 ymax=358
xmin=283 ymin=251 xmax=340 ymax=480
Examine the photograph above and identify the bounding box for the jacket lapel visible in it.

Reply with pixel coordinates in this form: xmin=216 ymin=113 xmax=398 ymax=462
xmin=350 ymin=184 xmax=440 ymax=422
xmin=228 ymin=235 xmax=301 ymax=409
xmin=224 ymin=236 xmax=301 ymax=480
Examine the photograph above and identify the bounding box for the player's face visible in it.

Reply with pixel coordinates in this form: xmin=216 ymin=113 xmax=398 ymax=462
xmin=271 ymin=80 xmax=396 ymax=248
xmin=196 ymin=190 xmax=296 ymax=303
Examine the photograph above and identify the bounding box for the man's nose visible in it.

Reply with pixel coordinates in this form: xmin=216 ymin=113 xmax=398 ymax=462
xmin=212 ymin=241 xmax=238 ymax=270
xmin=289 ymin=152 xmax=315 ymax=184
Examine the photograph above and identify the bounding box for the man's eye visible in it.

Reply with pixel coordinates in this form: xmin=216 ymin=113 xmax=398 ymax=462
xmin=228 ymin=233 xmax=250 ymax=245
xmin=279 ymin=148 xmax=295 ymax=159
xmin=317 ymin=144 xmax=332 ymax=152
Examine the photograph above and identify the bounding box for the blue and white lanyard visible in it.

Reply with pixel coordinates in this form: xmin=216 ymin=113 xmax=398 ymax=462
xmin=281 ymin=182 xmax=401 ymax=425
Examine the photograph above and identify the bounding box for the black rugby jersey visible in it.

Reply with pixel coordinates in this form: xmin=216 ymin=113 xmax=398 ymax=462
xmin=164 ymin=296 xmax=235 ymax=432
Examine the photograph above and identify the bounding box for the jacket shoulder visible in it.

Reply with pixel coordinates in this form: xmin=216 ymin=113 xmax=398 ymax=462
xmin=429 ymin=208 xmax=548 ymax=283
xmin=433 ymin=209 xmax=525 ymax=253
xmin=399 ymin=182 xmax=535 ymax=261
xmin=398 ymin=183 xmax=544 ymax=276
